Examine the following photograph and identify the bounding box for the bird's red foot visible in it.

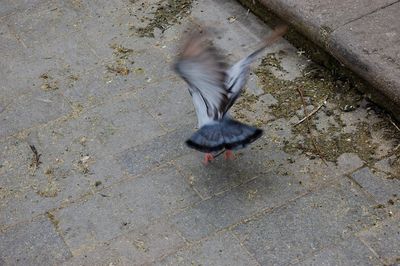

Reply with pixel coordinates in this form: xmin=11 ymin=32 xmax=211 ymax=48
xmin=224 ymin=150 xmax=235 ymax=160
xmin=203 ymin=153 xmax=214 ymax=165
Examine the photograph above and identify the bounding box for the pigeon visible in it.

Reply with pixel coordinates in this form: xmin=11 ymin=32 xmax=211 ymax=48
xmin=174 ymin=25 xmax=287 ymax=164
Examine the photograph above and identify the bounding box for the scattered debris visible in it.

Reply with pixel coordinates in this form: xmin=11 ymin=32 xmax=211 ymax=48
xmin=106 ymin=44 xmax=134 ymax=76
xmin=106 ymin=65 xmax=130 ymax=76
xmin=133 ymin=239 xmax=148 ymax=252
xmin=68 ymin=74 xmax=79 ymax=81
xmin=37 ymin=166 xmax=60 ymax=198
xmin=76 ymin=155 xmax=92 ymax=175
xmin=387 ymin=114 xmax=400 ymax=132
xmin=129 ymin=0 xmax=193 ymax=38
xmin=110 ymin=44 xmax=134 ymax=59
xmin=39 ymin=73 xmax=59 ymax=91
xmin=295 ymin=97 xmax=328 ymax=126
xmin=227 ymin=16 xmax=237 ymax=23
xmin=37 ymin=181 xmax=59 ymax=198
xmin=46 ymin=211 xmax=60 ymax=229
xmin=95 ymin=181 xmax=102 ymax=187
xmin=29 ymin=144 xmax=42 ymax=171
xmin=79 ymin=136 xmax=87 ymax=146
xmin=340 ymin=104 xmax=356 ymax=112
xmin=296 ymin=86 xmax=327 ymax=165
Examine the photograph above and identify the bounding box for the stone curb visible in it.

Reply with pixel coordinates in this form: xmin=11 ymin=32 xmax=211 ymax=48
xmin=238 ymin=0 xmax=400 ymax=121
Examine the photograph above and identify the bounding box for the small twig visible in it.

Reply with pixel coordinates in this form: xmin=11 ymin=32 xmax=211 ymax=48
xmin=29 ymin=144 xmax=42 ymax=170
xmin=295 ymin=96 xmax=328 ymax=126
xmin=296 ymin=87 xmax=328 ymax=166
xmin=387 ymin=114 xmax=400 ymax=132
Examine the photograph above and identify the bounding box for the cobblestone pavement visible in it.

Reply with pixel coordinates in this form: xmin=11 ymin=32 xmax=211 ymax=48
xmin=1 ymin=0 xmax=399 ymax=265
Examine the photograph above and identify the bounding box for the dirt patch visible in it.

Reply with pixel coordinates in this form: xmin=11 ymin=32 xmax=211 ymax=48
xmin=233 ymin=52 xmax=400 ymax=164
xmin=129 ymin=0 xmax=193 ymax=37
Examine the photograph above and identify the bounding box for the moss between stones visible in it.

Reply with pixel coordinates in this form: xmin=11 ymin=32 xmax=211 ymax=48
xmin=130 ymin=0 xmax=193 ymax=38
xmin=236 ymin=0 xmax=400 ymax=165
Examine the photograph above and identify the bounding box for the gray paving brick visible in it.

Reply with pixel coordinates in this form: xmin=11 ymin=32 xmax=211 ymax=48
xmin=0 ymin=91 xmax=71 ymax=138
xmin=7 ymin=1 xmax=89 ymax=63
xmin=0 ymin=216 xmax=72 ymax=265
xmin=63 ymin=219 xmax=185 ymax=265
xmin=157 ymin=231 xmax=259 ymax=266
xmin=173 ymin=140 xmax=291 ymax=199
xmin=0 ymin=190 xmax=55 ymax=228
xmin=190 ymin=0 xmax=274 ymax=56
xmin=0 ymin=137 xmax=36 ymax=193
xmin=0 ymin=94 xmax=162 ymax=226
xmin=0 ymin=24 xmax=33 ymax=107
xmin=0 ymin=0 xmax=44 ymax=18
xmin=232 ymin=179 xmax=386 ymax=265
xmin=359 ymin=217 xmax=400 ymax=265
xmin=336 ymin=153 xmax=364 ymax=174
xmin=172 ymin=170 xmax=321 ymax=241
xmin=41 ymin=93 xmax=165 ymax=157
xmin=351 ymin=167 xmax=400 ymax=208
xmin=61 ymin=236 xmax=135 ymax=266
xmin=134 ymin=77 xmax=196 ymax=131
xmin=374 ymin=155 xmax=399 ymax=178
xmin=117 ymin=127 xmax=192 ymax=177
xmin=55 ymin=165 xmax=200 ymax=252
xmin=297 ymin=237 xmax=382 ymax=266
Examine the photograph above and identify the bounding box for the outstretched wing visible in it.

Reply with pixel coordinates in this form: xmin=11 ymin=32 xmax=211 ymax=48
xmin=225 ymin=25 xmax=288 ymax=111
xmin=174 ymin=32 xmax=229 ymax=123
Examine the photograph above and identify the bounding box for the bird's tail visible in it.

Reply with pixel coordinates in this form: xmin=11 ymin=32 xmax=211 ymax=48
xmin=185 ymin=118 xmax=263 ymax=153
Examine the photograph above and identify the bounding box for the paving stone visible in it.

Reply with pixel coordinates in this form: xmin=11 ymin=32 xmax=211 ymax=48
xmin=61 ymin=236 xmax=136 ymax=266
xmin=191 ymin=0 xmax=274 ymax=56
xmin=157 ymin=231 xmax=258 ymax=266
xmin=351 ymin=167 xmax=400 ymax=208
xmin=63 ymin=219 xmax=185 ymax=264
xmin=0 ymin=216 xmax=72 ymax=265
xmin=232 ymin=179 xmax=386 ymax=265
xmin=336 ymin=153 xmax=364 ymax=174
xmin=359 ymin=217 xmax=400 ymax=265
xmin=134 ymin=77 xmax=196 ymax=131
xmin=55 ymin=165 xmax=200 ymax=252
xmin=297 ymin=237 xmax=382 ymax=266
xmin=374 ymin=155 xmax=400 ymax=178
xmin=0 ymin=91 xmax=71 ymax=138
xmin=0 ymin=0 xmax=44 ymax=18
xmin=5 ymin=1 xmax=101 ymax=76
xmin=173 ymin=140 xmax=290 ymax=199
xmin=117 ymin=127 xmax=192 ymax=177
xmin=0 ymin=136 xmax=38 ymax=193
xmin=38 ymin=93 xmax=165 ymax=157
xmin=0 ymin=2 xmax=15 ymax=18
xmin=0 ymin=190 xmax=58 ymax=229
xmin=0 ymin=24 xmax=34 ymax=107
xmin=66 ymin=0 xmax=174 ymax=85
xmin=172 ymin=169 xmax=323 ymax=241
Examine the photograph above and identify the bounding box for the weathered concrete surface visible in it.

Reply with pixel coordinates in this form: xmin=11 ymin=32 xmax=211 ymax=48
xmin=0 ymin=0 xmax=399 ymax=265
xmin=239 ymin=0 xmax=400 ymax=121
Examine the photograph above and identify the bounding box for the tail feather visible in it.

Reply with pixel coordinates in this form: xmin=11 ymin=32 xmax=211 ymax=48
xmin=186 ymin=119 xmax=263 ymax=153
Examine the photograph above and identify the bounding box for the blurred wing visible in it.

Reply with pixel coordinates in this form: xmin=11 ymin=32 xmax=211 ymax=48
xmin=225 ymin=25 xmax=288 ymax=110
xmin=174 ymin=33 xmax=229 ymax=121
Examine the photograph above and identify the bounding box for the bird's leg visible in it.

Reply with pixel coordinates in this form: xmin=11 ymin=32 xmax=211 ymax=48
xmin=203 ymin=153 xmax=214 ymax=165
xmin=224 ymin=150 xmax=235 ymax=160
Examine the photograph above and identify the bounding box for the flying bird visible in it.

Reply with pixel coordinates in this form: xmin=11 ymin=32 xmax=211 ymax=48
xmin=174 ymin=25 xmax=287 ymax=164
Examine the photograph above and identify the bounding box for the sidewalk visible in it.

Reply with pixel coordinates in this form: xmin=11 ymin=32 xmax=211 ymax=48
xmin=0 ymin=0 xmax=399 ymax=265
xmin=239 ymin=0 xmax=400 ymax=121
